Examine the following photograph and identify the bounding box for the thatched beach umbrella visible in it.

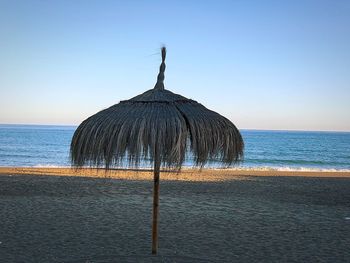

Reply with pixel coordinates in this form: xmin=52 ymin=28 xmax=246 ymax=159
xmin=70 ymin=47 xmax=244 ymax=255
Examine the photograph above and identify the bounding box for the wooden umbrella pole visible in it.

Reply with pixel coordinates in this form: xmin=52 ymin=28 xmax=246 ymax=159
xmin=152 ymin=148 xmax=161 ymax=254
xmin=152 ymin=48 xmax=165 ymax=255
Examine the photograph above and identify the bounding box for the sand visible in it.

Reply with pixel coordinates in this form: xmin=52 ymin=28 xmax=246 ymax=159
xmin=1 ymin=168 xmax=350 ymax=262
xmin=1 ymin=167 xmax=350 ymax=181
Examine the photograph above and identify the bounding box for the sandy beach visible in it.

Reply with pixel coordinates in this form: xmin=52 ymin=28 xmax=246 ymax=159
xmin=1 ymin=167 xmax=350 ymax=181
xmin=1 ymin=168 xmax=350 ymax=262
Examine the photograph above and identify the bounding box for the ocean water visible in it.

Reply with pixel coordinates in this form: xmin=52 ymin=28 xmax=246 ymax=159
xmin=0 ymin=124 xmax=349 ymax=171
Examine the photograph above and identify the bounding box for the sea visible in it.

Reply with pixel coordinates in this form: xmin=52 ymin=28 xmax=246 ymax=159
xmin=0 ymin=124 xmax=349 ymax=171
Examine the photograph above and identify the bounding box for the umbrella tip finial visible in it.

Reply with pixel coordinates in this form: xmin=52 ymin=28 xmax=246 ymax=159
xmin=154 ymin=46 xmax=166 ymax=90
xmin=161 ymin=46 xmax=166 ymax=62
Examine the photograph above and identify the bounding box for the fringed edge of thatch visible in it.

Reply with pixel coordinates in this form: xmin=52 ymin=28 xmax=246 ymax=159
xmin=70 ymin=100 xmax=244 ymax=170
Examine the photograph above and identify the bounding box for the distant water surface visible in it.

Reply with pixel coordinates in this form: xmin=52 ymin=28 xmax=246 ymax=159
xmin=0 ymin=124 xmax=349 ymax=171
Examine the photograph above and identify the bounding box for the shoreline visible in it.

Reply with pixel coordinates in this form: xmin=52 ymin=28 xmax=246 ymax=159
xmin=1 ymin=167 xmax=350 ymax=181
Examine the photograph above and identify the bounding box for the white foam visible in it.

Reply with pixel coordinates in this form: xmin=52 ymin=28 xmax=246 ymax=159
xmin=3 ymin=164 xmax=350 ymax=173
xmin=210 ymin=166 xmax=350 ymax=172
xmin=32 ymin=164 xmax=70 ymax=168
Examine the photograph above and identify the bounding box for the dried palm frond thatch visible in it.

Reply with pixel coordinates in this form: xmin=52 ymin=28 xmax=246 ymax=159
xmin=70 ymin=48 xmax=243 ymax=170
xmin=70 ymin=47 xmax=244 ymax=254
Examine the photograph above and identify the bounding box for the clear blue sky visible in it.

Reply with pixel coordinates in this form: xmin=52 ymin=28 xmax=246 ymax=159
xmin=0 ymin=0 xmax=349 ymax=131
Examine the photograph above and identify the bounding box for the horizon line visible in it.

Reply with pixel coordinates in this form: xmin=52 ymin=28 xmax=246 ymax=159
xmin=0 ymin=123 xmax=349 ymax=133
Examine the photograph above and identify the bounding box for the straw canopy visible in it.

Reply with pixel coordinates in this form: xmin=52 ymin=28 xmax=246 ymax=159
xmin=70 ymin=47 xmax=244 ymax=169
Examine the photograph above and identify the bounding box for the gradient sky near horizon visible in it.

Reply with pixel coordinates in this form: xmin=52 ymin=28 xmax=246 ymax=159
xmin=0 ymin=0 xmax=349 ymax=131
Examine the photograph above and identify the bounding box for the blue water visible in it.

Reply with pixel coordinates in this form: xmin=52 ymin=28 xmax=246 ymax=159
xmin=0 ymin=124 xmax=349 ymax=171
